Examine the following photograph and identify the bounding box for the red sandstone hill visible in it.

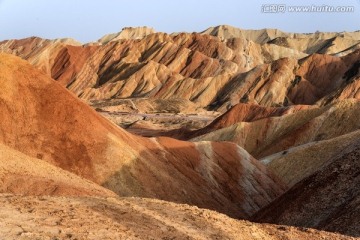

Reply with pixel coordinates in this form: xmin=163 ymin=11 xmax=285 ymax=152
xmin=0 ymin=53 xmax=285 ymax=219
xmin=2 ymin=27 xmax=359 ymax=111
xmin=188 ymin=103 xmax=312 ymax=139
xmin=193 ymin=99 xmax=360 ymax=159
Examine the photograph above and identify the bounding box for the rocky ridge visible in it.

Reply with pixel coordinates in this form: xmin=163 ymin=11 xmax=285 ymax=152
xmin=2 ymin=25 xmax=359 ymax=111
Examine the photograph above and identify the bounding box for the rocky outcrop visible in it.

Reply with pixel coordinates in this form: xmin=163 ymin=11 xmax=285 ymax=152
xmin=1 ymin=25 xmax=360 ymax=239
xmin=0 ymin=37 xmax=95 ymax=86
xmin=0 ymin=26 xmax=359 ymax=239
xmin=288 ymin=51 xmax=360 ymax=105
xmin=98 ymin=26 xmax=156 ymax=44
xmin=214 ymin=51 xmax=360 ymax=109
xmin=202 ymin=25 xmax=288 ymax=43
xmin=0 ymin=30 xmax=309 ymax=109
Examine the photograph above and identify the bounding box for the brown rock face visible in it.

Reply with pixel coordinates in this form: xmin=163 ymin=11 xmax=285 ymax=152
xmin=50 ymin=45 xmax=98 ymax=86
xmin=0 ymin=32 xmax=307 ymax=107
xmin=288 ymin=53 xmax=358 ymax=104
xmin=0 ymin=53 xmax=284 ymax=219
xmin=253 ymin=141 xmax=360 ymax=237
xmin=203 ymin=25 xmax=360 ymax=53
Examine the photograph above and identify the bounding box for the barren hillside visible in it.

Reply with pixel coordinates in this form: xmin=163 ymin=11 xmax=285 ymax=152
xmin=0 ymin=53 xmax=285 ymax=219
xmin=1 ymin=26 xmax=359 ymax=111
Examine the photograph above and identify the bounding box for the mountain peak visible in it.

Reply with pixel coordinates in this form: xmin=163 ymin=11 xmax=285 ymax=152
xmin=98 ymin=26 xmax=156 ymax=44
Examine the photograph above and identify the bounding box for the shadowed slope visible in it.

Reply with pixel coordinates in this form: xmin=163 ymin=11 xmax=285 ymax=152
xmin=0 ymin=143 xmax=116 ymax=197
xmin=253 ymin=141 xmax=360 ymax=237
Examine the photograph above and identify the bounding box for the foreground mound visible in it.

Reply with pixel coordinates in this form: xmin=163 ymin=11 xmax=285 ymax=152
xmin=0 ymin=194 xmax=354 ymax=240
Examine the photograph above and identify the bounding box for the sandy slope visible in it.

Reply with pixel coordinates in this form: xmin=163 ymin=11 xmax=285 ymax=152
xmin=0 ymin=143 xmax=115 ymax=197
xmin=0 ymin=194 xmax=355 ymax=240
